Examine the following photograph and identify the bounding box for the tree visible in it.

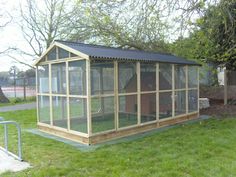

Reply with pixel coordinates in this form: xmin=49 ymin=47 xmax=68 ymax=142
xmin=70 ymin=0 xmax=217 ymax=52
xmin=0 ymin=7 xmax=11 ymax=103
xmin=19 ymin=0 xmax=76 ymax=57
xmin=193 ymin=0 xmax=236 ymax=70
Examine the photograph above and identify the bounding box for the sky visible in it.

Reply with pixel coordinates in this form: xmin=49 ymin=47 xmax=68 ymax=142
xmin=0 ymin=0 xmax=34 ymax=72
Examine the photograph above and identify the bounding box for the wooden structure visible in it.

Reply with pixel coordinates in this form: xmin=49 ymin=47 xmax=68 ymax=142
xmin=224 ymin=69 xmax=236 ymax=105
xmin=34 ymin=40 xmax=200 ymax=145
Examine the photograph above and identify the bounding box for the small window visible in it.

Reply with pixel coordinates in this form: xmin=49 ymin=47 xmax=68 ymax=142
xmin=58 ymin=47 xmax=69 ymax=59
xmin=47 ymin=47 xmax=57 ymax=60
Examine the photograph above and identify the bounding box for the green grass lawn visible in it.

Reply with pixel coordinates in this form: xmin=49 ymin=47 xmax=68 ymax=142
xmin=1 ymin=110 xmax=236 ymax=176
xmin=0 ymin=96 xmax=36 ymax=107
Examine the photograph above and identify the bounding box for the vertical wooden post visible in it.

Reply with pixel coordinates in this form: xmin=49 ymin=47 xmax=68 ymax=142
xmin=36 ymin=66 xmax=39 ymax=123
xmin=156 ymin=63 xmax=159 ymax=123
xmin=197 ymin=67 xmax=200 ymax=116
xmin=137 ymin=62 xmax=141 ymax=125
xmin=186 ymin=65 xmax=188 ymax=114
xmin=86 ymin=60 xmax=92 ymax=136
xmin=224 ymin=69 xmax=228 ymax=105
xmin=56 ymin=47 xmax=59 ymax=60
xmin=49 ymin=64 xmax=53 ymax=126
xmin=172 ymin=64 xmax=175 ymax=117
xmin=66 ymin=61 xmax=70 ymax=131
xmin=114 ymin=61 xmax=119 ymax=130
xmin=100 ymin=67 xmax=105 ymax=115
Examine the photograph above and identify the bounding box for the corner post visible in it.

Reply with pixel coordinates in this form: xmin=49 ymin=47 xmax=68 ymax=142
xmin=86 ymin=59 xmax=92 ymax=137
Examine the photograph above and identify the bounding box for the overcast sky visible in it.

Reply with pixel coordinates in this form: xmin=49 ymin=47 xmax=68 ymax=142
xmin=0 ymin=0 xmax=33 ymax=72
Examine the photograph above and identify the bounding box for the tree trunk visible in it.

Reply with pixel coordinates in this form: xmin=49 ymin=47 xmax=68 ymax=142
xmin=0 ymin=86 xmax=10 ymax=103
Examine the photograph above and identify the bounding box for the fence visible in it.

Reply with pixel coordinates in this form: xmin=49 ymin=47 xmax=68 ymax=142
xmin=2 ymin=77 xmax=36 ymax=99
xmin=224 ymin=70 xmax=236 ymax=105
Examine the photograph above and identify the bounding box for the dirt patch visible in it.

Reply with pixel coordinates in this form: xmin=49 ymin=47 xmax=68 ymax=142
xmin=200 ymin=86 xmax=236 ymax=116
xmin=200 ymin=99 xmax=236 ymax=117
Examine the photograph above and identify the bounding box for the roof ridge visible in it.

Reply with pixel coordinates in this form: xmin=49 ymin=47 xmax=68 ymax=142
xmin=54 ymin=40 xmax=174 ymax=56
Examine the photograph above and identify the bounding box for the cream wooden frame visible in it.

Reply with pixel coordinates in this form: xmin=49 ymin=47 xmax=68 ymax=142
xmin=36 ymin=44 xmax=200 ymax=141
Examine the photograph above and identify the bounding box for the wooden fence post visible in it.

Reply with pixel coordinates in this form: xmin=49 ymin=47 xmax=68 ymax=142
xmin=224 ymin=69 xmax=227 ymax=105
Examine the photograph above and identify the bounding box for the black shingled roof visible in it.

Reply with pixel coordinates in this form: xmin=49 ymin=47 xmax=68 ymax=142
xmin=56 ymin=40 xmax=200 ymax=66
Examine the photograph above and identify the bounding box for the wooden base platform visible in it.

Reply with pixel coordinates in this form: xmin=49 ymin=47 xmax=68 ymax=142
xmin=38 ymin=112 xmax=199 ymax=145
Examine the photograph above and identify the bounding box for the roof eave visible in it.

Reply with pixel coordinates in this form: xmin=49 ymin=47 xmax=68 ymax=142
xmin=89 ymin=56 xmax=201 ymax=66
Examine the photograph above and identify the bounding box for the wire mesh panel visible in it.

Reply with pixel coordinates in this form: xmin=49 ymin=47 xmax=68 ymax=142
xmin=69 ymin=98 xmax=87 ymax=133
xmin=91 ymin=62 xmax=114 ymax=95
xmin=52 ymin=96 xmax=67 ymax=129
xmin=51 ymin=63 xmax=66 ymax=94
xmin=140 ymin=63 xmax=156 ymax=91
xmin=159 ymin=63 xmax=172 ymax=90
xmin=118 ymin=62 xmax=137 ymax=93
xmin=38 ymin=96 xmax=50 ymax=124
xmin=38 ymin=65 xmax=49 ymax=93
xmin=188 ymin=90 xmax=198 ymax=112
xmin=119 ymin=95 xmax=138 ymax=128
xmin=175 ymin=90 xmax=186 ymax=116
xmin=175 ymin=65 xmax=186 ymax=89
xmin=58 ymin=47 xmax=69 ymax=59
xmin=91 ymin=96 xmax=115 ymax=133
xmin=188 ymin=66 xmax=198 ymax=88
xmin=141 ymin=93 xmax=156 ymax=123
xmin=159 ymin=92 xmax=172 ymax=119
xmin=159 ymin=64 xmax=173 ymax=119
xmin=69 ymin=60 xmax=86 ymax=95
xmin=90 ymin=61 xmax=115 ymax=133
xmin=47 ymin=47 xmax=57 ymax=61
